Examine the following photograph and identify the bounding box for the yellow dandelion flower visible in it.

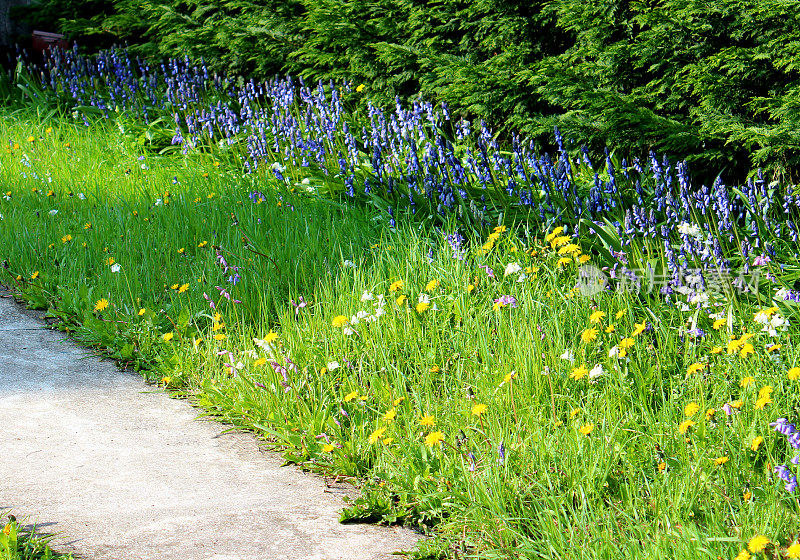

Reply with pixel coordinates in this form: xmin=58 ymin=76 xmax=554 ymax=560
xmin=105 ymin=256 xmax=115 ymax=266
xmin=429 ymin=365 xmax=440 ymax=373
xmin=94 ymin=298 xmax=109 ymax=312
xmin=750 ymin=436 xmax=764 ymax=451
xmin=214 ymin=333 xmax=227 ymax=341
xmin=368 ymin=426 xmax=387 ymax=444
xmin=420 ymin=415 xmax=436 ymax=427
xmin=264 ymin=331 xmax=279 ymax=344
xmin=740 ymin=376 xmax=755 ymax=387
xmin=467 ymin=284 xmax=475 ymax=293
xmin=556 ymin=257 xmax=572 ymax=267
xmin=355 ymin=84 xmax=366 ymax=92
xmin=710 ymin=346 xmax=724 ymax=354
xmin=416 ymin=301 xmax=431 ymax=313
xmin=581 ymin=327 xmax=598 ymax=343
xmin=729 ymin=400 xmax=743 ymax=409
xmin=589 ymin=310 xmax=606 ymax=324
xmin=425 ymin=279 xmax=440 ymax=291
xmin=472 ymin=403 xmax=488 ymax=417
xmin=755 ymin=396 xmax=772 ymax=410
xmin=178 ymin=283 xmax=189 ymax=293
xmin=604 ymin=324 xmax=615 ymax=333
xmin=686 ymin=362 xmax=705 ymax=375
xmin=705 ymin=408 xmax=715 ymax=419
xmin=740 ymin=343 xmax=755 ymax=358
xmin=578 ymin=254 xmax=591 ymax=264
xmin=170 ymin=283 xmax=179 ymax=290
xmin=389 ymin=279 xmax=404 ymax=292
xmin=344 ymin=390 xmax=359 ymax=402
xmin=747 ymin=535 xmax=769 ymax=553
xmin=631 ymin=321 xmax=646 ymax=337
xmin=678 ymin=419 xmax=695 ymax=434
xmin=570 ymin=408 xmax=581 ymax=419
xmin=383 ymin=408 xmax=397 ymax=422
xmin=138 ymin=308 xmax=146 ymax=316
xmin=424 ymin=431 xmax=444 ymax=447
xmin=712 ymin=318 xmax=726 ymax=330
xmin=619 ymin=337 xmax=635 ymax=349
xmin=254 ymin=357 xmax=267 ymax=366
xmin=579 ymin=423 xmax=594 ymax=436
xmin=162 ymin=332 xmax=174 ymax=342
xmin=570 ymin=365 xmax=588 ymax=380
xmin=786 ymin=542 xmax=800 ymax=559
xmin=396 ymin=295 xmax=407 ymax=306
xmin=758 ymin=385 xmax=773 ymax=400
xmin=788 ymin=367 xmax=800 ymax=380
xmin=615 ymin=310 xmax=625 ymax=320
xmin=767 ymin=344 xmax=781 ymax=353
xmin=322 ymin=443 xmax=335 ymax=453
xmin=332 ymin=315 xmax=349 ymax=328
xmin=734 ymin=550 xmax=751 ymax=560
xmin=493 ymin=225 xmax=507 ymax=234
xmin=714 ymin=456 xmax=729 ymax=466
xmin=684 ymin=402 xmax=700 ymax=417
xmin=657 ymin=461 xmax=666 ymax=473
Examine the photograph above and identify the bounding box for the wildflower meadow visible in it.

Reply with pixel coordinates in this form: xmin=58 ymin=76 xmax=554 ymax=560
xmin=1 ymin=47 xmax=800 ymax=559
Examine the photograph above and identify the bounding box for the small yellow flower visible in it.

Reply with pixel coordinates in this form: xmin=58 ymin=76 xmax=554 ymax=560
xmin=332 ymin=315 xmax=349 ymax=328
xmin=84 ymin=222 xmax=91 ymax=230
xmin=472 ymin=403 xmax=488 ymax=417
xmin=747 ymin=535 xmax=769 ymax=553
xmin=578 ymin=254 xmax=591 ymax=264
xmin=788 ymin=367 xmax=800 ymax=380
xmin=254 ymin=357 xmax=267 ymax=366
xmin=615 ymin=310 xmax=625 ymax=320
xmin=162 ymin=332 xmax=174 ymax=342
xmin=581 ymin=328 xmax=598 ymax=343
xmin=389 ymin=279 xmax=404 ymax=292
xmin=368 ymin=426 xmax=387 ymax=444
xmin=750 ymin=436 xmax=764 ymax=451
xmin=425 ymin=279 xmax=440 ymax=292
xmin=383 ymin=408 xmax=397 ymax=422
xmin=94 ymin=298 xmax=109 ymax=312
xmin=604 ymin=324 xmax=615 ymax=333
xmin=579 ymin=423 xmax=594 ymax=436
xmin=740 ymin=343 xmax=755 ymax=358
xmin=589 ymin=310 xmax=606 ymax=324
xmin=263 ymin=331 xmax=279 ymax=344
xmin=734 ymin=550 xmax=751 ymax=560
xmin=396 ymin=295 xmax=407 ymax=306
xmin=105 ymin=256 xmax=115 ymax=266
xmin=466 ymin=284 xmax=475 ymax=293
xmin=684 ymin=402 xmax=700 ymax=417
xmin=344 ymin=390 xmax=359 ymax=402
xmin=178 ymin=283 xmax=189 ymax=293
xmin=678 ymin=419 xmax=695 ymax=434
xmin=786 ymin=542 xmax=800 ymax=559
xmin=355 ymin=84 xmax=366 ymax=92
xmin=160 ymin=376 xmax=172 ymax=385
xmin=657 ymin=461 xmax=666 ymax=473
xmin=729 ymin=400 xmax=743 ymax=409
xmin=631 ymin=321 xmax=646 ymax=337
xmin=705 ymin=408 xmax=715 ymax=419
xmin=758 ymin=386 xmax=773 ymax=400
xmin=138 ymin=308 xmax=146 ymax=316
xmin=177 ymin=247 xmax=185 ymax=254
xmin=570 ymin=365 xmax=588 ymax=380
xmin=420 ymin=415 xmax=436 ymax=427
xmin=493 ymin=225 xmax=507 ymax=234
xmin=740 ymin=376 xmax=755 ymax=387
xmin=686 ymin=362 xmax=705 ymax=375
xmin=429 ymin=365 xmax=440 ymax=373
xmin=619 ymin=337 xmax=635 ymax=349
xmin=171 ymin=283 xmax=179 ymax=290
xmin=570 ymin=408 xmax=581 ymax=419
xmin=710 ymin=346 xmax=724 ymax=354
xmin=322 ymin=443 xmax=335 ymax=453
xmin=755 ymin=396 xmax=772 ymax=410
xmin=714 ymin=456 xmax=729 ymax=466
xmin=712 ymin=318 xmax=726 ymax=330
xmin=556 ymin=257 xmax=572 ymax=267
xmin=214 ymin=333 xmax=227 ymax=341
xmin=424 ymin=431 xmax=445 ymax=447
xmin=767 ymin=344 xmax=781 ymax=353
xmin=416 ymin=301 xmax=430 ymax=313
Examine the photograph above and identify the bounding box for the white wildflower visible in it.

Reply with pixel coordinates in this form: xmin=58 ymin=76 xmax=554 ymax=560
xmin=504 ymin=262 xmax=522 ymax=277
xmin=559 ymin=349 xmax=574 ymax=363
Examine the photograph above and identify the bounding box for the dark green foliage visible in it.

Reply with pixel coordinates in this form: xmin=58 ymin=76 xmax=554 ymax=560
xmin=12 ymin=0 xmax=800 ymax=180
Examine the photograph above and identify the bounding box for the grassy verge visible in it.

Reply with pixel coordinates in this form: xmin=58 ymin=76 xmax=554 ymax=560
xmin=1 ymin=516 xmax=73 ymax=560
xmin=2 ymin=110 xmax=800 ymax=560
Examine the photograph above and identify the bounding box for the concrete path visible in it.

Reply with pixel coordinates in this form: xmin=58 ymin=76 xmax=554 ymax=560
xmin=0 ymin=293 xmax=419 ymax=560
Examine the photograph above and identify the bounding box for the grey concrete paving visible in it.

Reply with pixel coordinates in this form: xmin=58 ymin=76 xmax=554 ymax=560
xmin=0 ymin=294 xmax=420 ymax=560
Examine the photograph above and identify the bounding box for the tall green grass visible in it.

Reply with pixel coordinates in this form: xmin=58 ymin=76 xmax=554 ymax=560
xmin=1 ymin=110 xmax=799 ymax=560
